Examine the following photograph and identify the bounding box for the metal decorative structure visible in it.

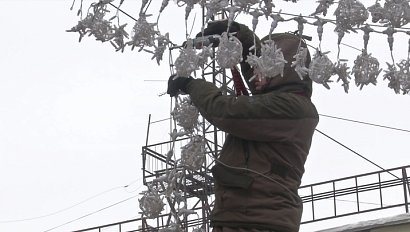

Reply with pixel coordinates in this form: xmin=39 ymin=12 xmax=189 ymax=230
xmin=67 ymin=0 xmax=410 ymax=231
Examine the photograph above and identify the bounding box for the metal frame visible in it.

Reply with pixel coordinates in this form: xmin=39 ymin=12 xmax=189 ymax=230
xmin=73 ymin=161 xmax=410 ymax=232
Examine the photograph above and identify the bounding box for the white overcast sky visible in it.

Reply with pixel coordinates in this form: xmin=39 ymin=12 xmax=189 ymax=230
xmin=0 ymin=1 xmax=410 ymax=232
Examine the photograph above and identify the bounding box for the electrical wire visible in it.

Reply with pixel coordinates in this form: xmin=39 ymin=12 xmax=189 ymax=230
xmin=315 ymin=128 xmax=400 ymax=179
xmin=319 ymin=114 xmax=410 ymax=133
xmin=42 ymin=194 xmax=140 ymax=232
xmin=0 ymin=178 xmax=144 ymax=224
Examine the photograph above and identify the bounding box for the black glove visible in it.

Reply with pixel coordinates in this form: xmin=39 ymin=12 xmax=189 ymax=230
xmin=167 ymin=75 xmax=193 ymax=97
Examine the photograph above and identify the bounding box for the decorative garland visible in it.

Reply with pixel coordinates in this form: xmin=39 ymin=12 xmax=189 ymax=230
xmin=68 ymin=0 xmax=410 ymax=94
xmin=68 ymin=0 xmax=410 ymax=230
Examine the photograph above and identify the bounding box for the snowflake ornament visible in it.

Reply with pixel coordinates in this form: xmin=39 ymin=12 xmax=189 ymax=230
xmin=197 ymin=44 xmax=214 ymax=69
xmin=383 ymin=62 xmax=401 ymax=94
xmin=177 ymin=0 xmax=202 ymax=19
xmin=205 ymin=0 xmax=229 ymax=23
xmin=139 ymin=188 xmax=165 ymax=219
xmin=259 ymin=0 xmax=275 ymax=19
xmin=383 ymin=0 xmax=410 ymax=27
xmin=333 ymin=61 xmax=351 ymax=93
xmin=396 ymin=59 xmax=410 ymax=94
xmin=127 ymin=14 xmax=158 ymax=51
xmin=246 ymin=39 xmax=287 ymax=81
xmin=174 ymin=42 xmax=200 ymax=77
xmin=110 ymin=24 xmax=129 ymax=52
xmin=292 ymin=47 xmax=310 ymax=80
xmin=351 ymin=51 xmax=382 ymax=90
xmin=216 ymin=32 xmax=243 ymax=69
xmin=311 ymin=0 xmax=335 ymax=16
xmin=308 ymin=50 xmax=334 ymax=89
xmin=334 ymin=0 xmax=368 ymax=32
xmin=180 ymin=136 xmax=206 ymax=171
xmin=367 ymin=1 xmax=385 ymax=23
xmin=233 ymin=0 xmax=259 ymax=12
xmin=150 ymin=33 xmax=170 ymax=65
xmin=171 ymin=97 xmax=199 ymax=133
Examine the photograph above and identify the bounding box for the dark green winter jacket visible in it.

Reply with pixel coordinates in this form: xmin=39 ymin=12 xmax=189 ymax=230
xmin=185 ymin=22 xmax=319 ymax=232
xmin=185 ymin=78 xmax=318 ymax=231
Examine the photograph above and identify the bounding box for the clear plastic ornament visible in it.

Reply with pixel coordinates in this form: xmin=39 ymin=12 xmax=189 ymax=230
xmin=246 ymin=39 xmax=287 ymax=80
xmin=171 ymin=97 xmax=199 ymax=133
xmin=180 ymin=136 xmax=206 ymax=171
xmin=396 ymin=59 xmax=410 ymax=94
xmin=216 ymin=32 xmax=243 ymax=69
xmin=128 ymin=14 xmax=158 ymax=51
xmin=292 ymin=47 xmax=310 ymax=80
xmin=139 ymin=188 xmax=165 ymax=219
xmin=174 ymin=42 xmax=200 ymax=77
xmin=334 ymin=0 xmax=368 ymax=31
xmin=308 ymin=51 xmax=334 ymax=89
xmin=351 ymin=51 xmax=382 ymax=90
xmin=383 ymin=0 xmax=410 ymax=27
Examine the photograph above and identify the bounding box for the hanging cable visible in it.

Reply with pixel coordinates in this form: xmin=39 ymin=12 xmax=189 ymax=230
xmin=42 ymin=194 xmax=139 ymax=232
xmin=319 ymin=114 xmax=410 ymax=133
xmin=315 ymin=128 xmax=400 ymax=179
xmin=0 ymin=179 xmax=144 ymax=224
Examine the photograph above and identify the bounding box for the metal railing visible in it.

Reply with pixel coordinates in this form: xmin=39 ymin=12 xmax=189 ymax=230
xmin=73 ymin=158 xmax=410 ymax=232
xmin=299 ymin=165 xmax=410 ymax=224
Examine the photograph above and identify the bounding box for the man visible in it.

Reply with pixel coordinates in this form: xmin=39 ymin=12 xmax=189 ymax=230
xmin=167 ymin=20 xmax=319 ymax=232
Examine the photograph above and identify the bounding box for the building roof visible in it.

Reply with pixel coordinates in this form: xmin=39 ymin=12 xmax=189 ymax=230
xmin=315 ymin=213 xmax=410 ymax=232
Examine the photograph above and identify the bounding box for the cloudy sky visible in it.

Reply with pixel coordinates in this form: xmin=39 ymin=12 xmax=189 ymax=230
xmin=1 ymin=0 xmax=409 ymax=232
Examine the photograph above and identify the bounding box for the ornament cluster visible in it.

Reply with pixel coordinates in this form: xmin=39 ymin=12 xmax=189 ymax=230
xmin=137 ymin=96 xmax=205 ymax=231
xmin=69 ymin=0 xmax=410 ymax=94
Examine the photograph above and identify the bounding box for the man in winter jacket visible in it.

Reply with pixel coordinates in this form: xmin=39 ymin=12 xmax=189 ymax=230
xmin=167 ymin=20 xmax=319 ymax=232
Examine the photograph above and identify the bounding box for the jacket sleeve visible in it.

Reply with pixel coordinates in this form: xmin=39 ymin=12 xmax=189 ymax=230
xmin=186 ymin=79 xmax=319 ymax=142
